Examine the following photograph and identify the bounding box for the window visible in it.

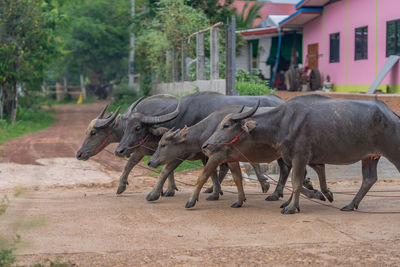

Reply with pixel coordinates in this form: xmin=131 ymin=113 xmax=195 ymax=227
xmin=355 ymin=26 xmax=368 ymax=60
xmin=329 ymin=33 xmax=340 ymax=63
xmin=386 ymin=19 xmax=400 ymax=57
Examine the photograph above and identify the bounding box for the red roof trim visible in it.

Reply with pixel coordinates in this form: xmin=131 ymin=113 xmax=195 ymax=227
xmin=241 ymin=28 xmax=278 ymax=36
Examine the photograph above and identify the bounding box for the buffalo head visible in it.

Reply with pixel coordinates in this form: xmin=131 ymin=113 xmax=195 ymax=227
xmin=115 ymin=100 xmax=181 ymax=157
xmin=147 ymin=126 xmax=189 ymax=168
xmin=202 ymin=99 xmax=259 ymax=155
xmin=76 ymin=104 xmax=122 ymax=160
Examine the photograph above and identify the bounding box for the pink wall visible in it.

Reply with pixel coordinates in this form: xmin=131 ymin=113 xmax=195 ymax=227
xmin=302 ymin=0 xmax=400 ymax=91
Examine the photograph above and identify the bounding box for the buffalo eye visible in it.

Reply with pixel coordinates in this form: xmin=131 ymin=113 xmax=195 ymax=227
xmin=160 ymin=143 xmax=166 ymax=148
xmin=135 ymin=125 xmax=141 ymax=131
xmin=90 ymin=130 xmax=96 ymax=136
xmin=223 ymin=124 xmax=230 ymax=129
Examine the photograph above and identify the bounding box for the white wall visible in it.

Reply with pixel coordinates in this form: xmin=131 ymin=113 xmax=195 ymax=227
xmin=152 ymin=80 xmax=226 ymax=95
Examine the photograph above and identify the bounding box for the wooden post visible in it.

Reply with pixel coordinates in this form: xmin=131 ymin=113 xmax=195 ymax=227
xmin=80 ymin=74 xmax=86 ymax=100
xmin=181 ymin=40 xmax=188 ymax=81
xmin=166 ymin=50 xmax=172 ymax=82
xmin=196 ymin=32 xmax=205 ymax=80
xmin=210 ymin=26 xmax=219 ymax=80
xmin=247 ymin=41 xmax=253 ymax=72
xmin=63 ymin=74 xmax=68 ymax=100
xmin=172 ymin=47 xmax=179 ymax=82
xmin=225 ymin=16 xmax=238 ymax=95
xmin=56 ymin=82 xmax=62 ymax=101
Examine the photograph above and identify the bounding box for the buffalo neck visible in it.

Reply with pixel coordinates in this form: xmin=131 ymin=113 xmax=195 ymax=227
xmin=248 ymin=107 xmax=282 ymax=149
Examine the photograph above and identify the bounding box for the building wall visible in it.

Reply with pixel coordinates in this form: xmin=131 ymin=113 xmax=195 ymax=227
xmin=303 ymin=0 xmax=400 ymax=92
xmin=257 ymin=37 xmax=272 ymax=79
xmin=236 ymin=44 xmax=250 ymax=72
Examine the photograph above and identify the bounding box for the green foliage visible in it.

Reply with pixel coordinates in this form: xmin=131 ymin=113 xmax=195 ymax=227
xmin=55 ymin=0 xmax=131 ymax=87
xmin=0 ymin=0 xmax=63 ymax=121
xmin=134 ymin=0 xmax=210 ymax=82
xmin=235 ymin=69 xmax=273 ymax=95
xmin=0 ymin=247 xmax=16 ymax=267
xmin=0 ymin=195 xmax=17 ymax=267
xmin=0 ymin=108 xmax=56 ymax=145
xmin=234 ymin=2 xmax=262 ymax=30
xmin=235 ymin=69 xmax=265 ymax=84
xmin=236 ymin=82 xmax=274 ymax=96
xmin=110 ymin=83 xmax=141 ymax=113
xmin=186 ymin=0 xmax=234 ymax=24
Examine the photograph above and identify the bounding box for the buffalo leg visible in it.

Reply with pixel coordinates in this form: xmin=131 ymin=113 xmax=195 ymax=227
xmin=146 ymin=160 xmax=182 ymax=201
xmin=206 ymin=169 xmax=223 ymax=201
xmin=280 ymin=187 xmax=326 ymax=208
xmin=281 ymin=159 xmax=306 ymax=214
xmin=204 ymin=163 xmax=229 ymax=193
xmin=227 ymin=162 xmax=246 ymax=208
xmin=251 ymin=163 xmax=270 ymax=193
xmin=341 ymin=157 xmax=379 ymax=211
xmin=266 ymin=158 xmax=291 ymax=201
xmin=186 ymin=158 xmax=221 ymax=208
xmin=163 ymin=172 xmax=179 ymax=197
xmin=116 ymin=152 xmax=144 ymax=194
xmin=309 ymin=164 xmax=334 ymax=202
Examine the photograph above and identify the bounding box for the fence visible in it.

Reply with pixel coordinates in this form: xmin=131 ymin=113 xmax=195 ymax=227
xmin=151 ymin=16 xmax=238 ymax=96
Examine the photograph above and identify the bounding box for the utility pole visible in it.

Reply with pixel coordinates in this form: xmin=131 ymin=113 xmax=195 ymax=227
xmin=128 ymin=0 xmax=135 ymax=87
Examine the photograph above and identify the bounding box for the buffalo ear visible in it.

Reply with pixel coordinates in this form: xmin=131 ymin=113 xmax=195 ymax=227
xmin=242 ymin=120 xmax=257 ymax=133
xmin=175 ymin=126 xmax=188 ymax=143
xmin=149 ymin=127 xmax=169 ymax=136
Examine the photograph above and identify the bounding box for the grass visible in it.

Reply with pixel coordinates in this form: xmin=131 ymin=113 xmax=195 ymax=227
xmin=142 ymin=156 xmax=203 ymax=176
xmin=0 ymin=108 xmax=56 ymax=145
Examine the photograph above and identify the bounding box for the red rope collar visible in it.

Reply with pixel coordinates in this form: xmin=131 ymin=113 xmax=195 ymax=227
xmin=207 ymin=129 xmax=246 ymax=146
xmin=82 ymin=130 xmax=112 ymax=155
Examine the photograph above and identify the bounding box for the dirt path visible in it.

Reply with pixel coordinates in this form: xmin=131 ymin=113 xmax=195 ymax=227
xmin=1 ymin=102 xmax=400 ymax=266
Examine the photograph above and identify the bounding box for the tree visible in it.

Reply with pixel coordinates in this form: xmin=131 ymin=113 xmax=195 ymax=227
xmin=54 ymin=0 xmax=131 ymax=99
xmin=234 ymin=2 xmax=263 ymax=30
xmin=0 ymin=0 xmax=61 ymax=122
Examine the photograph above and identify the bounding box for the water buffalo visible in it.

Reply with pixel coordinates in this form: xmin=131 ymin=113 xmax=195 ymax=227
xmin=76 ymin=95 xmax=181 ymax=196
xmin=203 ymin=94 xmax=395 ymax=214
xmin=115 ymin=92 xmax=292 ymax=200
xmin=148 ymin=104 xmax=323 ymax=206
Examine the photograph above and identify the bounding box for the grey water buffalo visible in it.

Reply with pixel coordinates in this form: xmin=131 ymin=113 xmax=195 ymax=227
xmin=76 ymin=95 xmax=181 ymax=196
xmin=148 ymin=105 xmax=322 ymax=206
xmin=115 ymin=92 xmax=289 ymax=201
xmin=115 ymin=92 xmax=294 ymax=200
xmin=203 ymin=94 xmax=396 ymax=214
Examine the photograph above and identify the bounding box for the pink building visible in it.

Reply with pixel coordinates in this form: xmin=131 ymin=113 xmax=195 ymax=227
xmin=280 ymin=0 xmax=400 ymax=93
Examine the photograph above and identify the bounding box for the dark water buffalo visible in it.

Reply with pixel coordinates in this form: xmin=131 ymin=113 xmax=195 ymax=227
xmin=114 ymin=92 xmax=287 ymax=200
xmin=76 ymin=95 xmax=181 ymax=196
xmin=148 ymin=105 xmax=323 ymax=206
xmin=203 ymin=94 xmax=396 ymax=214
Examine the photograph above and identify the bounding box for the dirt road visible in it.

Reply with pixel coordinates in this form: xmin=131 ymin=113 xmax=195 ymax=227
xmin=1 ymin=102 xmax=400 ymax=266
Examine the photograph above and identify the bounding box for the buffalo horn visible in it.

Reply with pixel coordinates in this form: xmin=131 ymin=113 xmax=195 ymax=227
xmin=141 ymin=101 xmax=181 ymax=125
xmin=97 ymin=105 xmax=109 ymax=119
xmin=127 ymin=96 xmax=145 ymax=114
xmin=95 ymin=106 xmax=121 ymax=128
xmin=231 ymin=99 xmax=260 ymax=121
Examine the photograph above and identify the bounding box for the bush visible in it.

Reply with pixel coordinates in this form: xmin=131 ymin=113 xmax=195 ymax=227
xmin=235 ymin=69 xmax=265 ymax=85
xmin=110 ymin=83 xmax=142 ymax=113
xmin=236 ymin=82 xmax=274 ymax=96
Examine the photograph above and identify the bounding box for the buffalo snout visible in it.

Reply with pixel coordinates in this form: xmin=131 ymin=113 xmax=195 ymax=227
xmin=76 ymin=150 xmax=89 ymax=161
xmin=115 ymin=147 xmax=128 ymax=157
xmin=147 ymin=159 xmax=159 ymax=168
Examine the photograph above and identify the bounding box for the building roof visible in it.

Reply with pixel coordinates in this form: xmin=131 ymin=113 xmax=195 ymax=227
xmin=226 ymin=1 xmax=296 ymax=27
xmin=295 ymin=0 xmax=332 ymax=9
xmin=279 ymin=7 xmax=323 ymax=28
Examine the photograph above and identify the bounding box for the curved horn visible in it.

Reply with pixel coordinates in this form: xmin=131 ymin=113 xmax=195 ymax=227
xmin=238 ymin=105 xmax=245 ymax=113
xmin=97 ymin=105 xmax=109 ymax=119
xmin=141 ymin=101 xmax=181 ymax=125
xmin=231 ymin=99 xmax=260 ymax=121
xmin=95 ymin=106 xmax=121 ymax=128
xmin=127 ymin=96 xmax=145 ymax=114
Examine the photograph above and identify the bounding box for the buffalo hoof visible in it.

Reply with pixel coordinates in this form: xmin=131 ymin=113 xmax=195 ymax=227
xmin=281 ymin=206 xmax=300 ymax=214
xmin=116 ymin=184 xmax=127 ymax=195
xmin=265 ymin=192 xmax=283 ymax=201
xmin=146 ymin=191 xmax=161 ymax=202
xmin=323 ymin=190 xmax=334 ymax=203
xmin=231 ymin=202 xmax=243 ymax=208
xmin=340 ymin=203 xmax=357 ymax=211
xmin=314 ymin=190 xmax=326 ymax=201
xmin=206 ymin=194 xmax=220 ymax=201
xmin=260 ymin=181 xmax=270 ymax=193
xmin=280 ymin=201 xmax=290 ymax=209
xmin=162 ymin=190 xmax=176 ymax=197
xmin=185 ymin=200 xmax=197 ymax=209
xmin=203 ymin=187 xmax=213 ymax=194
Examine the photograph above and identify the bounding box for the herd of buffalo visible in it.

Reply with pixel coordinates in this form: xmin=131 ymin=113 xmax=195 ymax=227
xmin=76 ymin=92 xmax=400 ymax=214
